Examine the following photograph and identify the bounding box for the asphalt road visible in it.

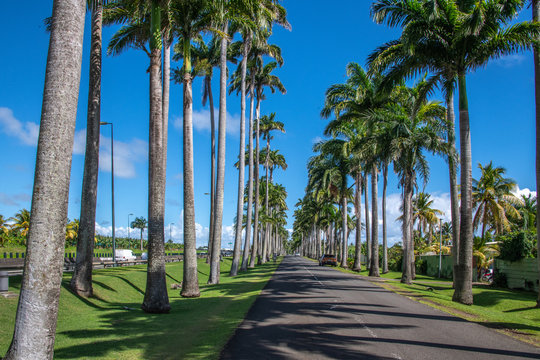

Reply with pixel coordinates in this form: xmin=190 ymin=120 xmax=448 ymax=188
xmin=220 ymin=256 xmax=540 ymax=360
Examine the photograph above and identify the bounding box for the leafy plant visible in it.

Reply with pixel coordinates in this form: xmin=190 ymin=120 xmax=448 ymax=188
xmin=497 ymin=231 xmax=536 ymax=262
xmin=415 ymin=258 xmax=427 ymax=275
xmin=492 ymin=269 xmax=507 ymax=288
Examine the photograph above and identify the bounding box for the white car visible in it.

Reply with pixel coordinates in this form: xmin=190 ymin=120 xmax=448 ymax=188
xmin=114 ymin=249 xmax=136 ymax=261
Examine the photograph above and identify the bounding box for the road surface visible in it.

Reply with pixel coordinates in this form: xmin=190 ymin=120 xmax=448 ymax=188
xmin=221 ymin=256 xmax=540 ymax=360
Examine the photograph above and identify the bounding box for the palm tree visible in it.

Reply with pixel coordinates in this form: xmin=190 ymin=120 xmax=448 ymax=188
xmin=131 ymin=216 xmax=148 ymax=250
xmin=4 ymin=1 xmax=86 ymax=357
xmin=310 ymin=139 xmax=353 ymax=268
xmin=228 ymin=5 xmax=261 ymax=276
xmin=71 ymin=0 xmax=107 ymax=298
xmin=105 ymin=0 xmax=171 ymax=312
xmin=189 ymin=37 xmax=221 ymax=263
xmin=371 ymin=0 xmax=539 ymax=304
xmin=248 ymin=59 xmax=286 ymax=268
xmin=321 ymin=63 xmax=396 ymax=275
xmin=368 ymin=82 xmax=447 ymax=284
xmin=209 ymin=0 xmax=233 ymax=283
xmin=230 ymin=42 xmax=285 ymax=270
xmin=10 ymin=209 xmax=31 ymax=240
xmin=170 ymin=0 xmax=216 ymax=293
xmin=412 ymin=192 xmax=444 ymax=245
xmin=515 ymin=194 xmax=537 ymax=231
xmin=259 ymin=112 xmax=285 ymax=263
xmin=65 ymin=219 xmax=79 ymax=245
xmin=472 ymin=162 xmax=521 ymax=238
xmin=228 ymin=0 xmax=288 ymax=275
xmin=473 ymin=236 xmax=499 ymax=281
xmin=0 ymin=215 xmax=10 ymax=247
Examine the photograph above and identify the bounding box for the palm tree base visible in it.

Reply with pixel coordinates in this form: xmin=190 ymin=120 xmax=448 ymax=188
xmin=141 ymin=302 xmax=171 ymax=314
xmin=70 ymin=275 xmax=93 ymax=298
xmin=70 ymin=285 xmax=93 ymax=298
xmin=180 ymin=290 xmax=201 ymax=298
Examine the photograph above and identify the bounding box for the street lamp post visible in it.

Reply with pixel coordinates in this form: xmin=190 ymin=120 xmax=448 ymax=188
xmin=128 ymin=213 xmax=133 ymax=239
xmin=100 ymin=122 xmax=115 ymax=265
xmin=170 ymin=223 xmax=174 ymax=242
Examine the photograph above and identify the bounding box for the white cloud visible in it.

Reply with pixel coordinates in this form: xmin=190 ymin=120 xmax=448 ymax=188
xmin=173 ymin=108 xmax=241 ymax=136
xmin=512 ymin=186 xmax=536 ymax=199
xmin=73 ymin=129 xmax=148 ymax=179
xmin=494 ymin=54 xmax=525 ymax=68
xmin=0 ymin=107 xmax=39 ymax=146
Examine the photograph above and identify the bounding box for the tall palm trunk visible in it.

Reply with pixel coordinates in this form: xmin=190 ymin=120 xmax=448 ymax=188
xmin=370 ymin=167 xmax=380 ymax=277
xmin=341 ymin=194 xmax=348 ymax=268
xmin=364 ymin=174 xmax=371 ymax=269
xmin=4 ymin=0 xmax=86 ymax=357
xmin=241 ymin=79 xmax=255 ymax=271
xmin=262 ymin=136 xmax=271 ymax=264
xmin=209 ymin=22 xmax=230 ymax=284
xmin=181 ymin=36 xmax=200 ymax=297
xmin=71 ymin=2 xmax=102 ymax=298
xmin=162 ymin=38 xmax=170 ymax=189
xmin=353 ymin=172 xmax=362 ymax=271
xmin=401 ymin=174 xmax=414 ymax=284
xmin=231 ymin=35 xmax=250 ymax=276
xmin=447 ymin=89 xmax=460 ymax=285
xmin=382 ymin=163 xmax=389 ymax=274
xmin=143 ymin=4 xmax=170 ymax=313
xmin=533 ymin=0 xmax=540 ymax=308
xmin=207 ymin=75 xmax=216 ymax=264
xmin=249 ymin=95 xmax=261 ymax=268
xmin=453 ymin=74 xmax=474 ymax=305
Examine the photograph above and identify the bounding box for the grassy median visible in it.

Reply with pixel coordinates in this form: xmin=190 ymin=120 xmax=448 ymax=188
xmin=0 ymin=257 xmax=281 ymax=359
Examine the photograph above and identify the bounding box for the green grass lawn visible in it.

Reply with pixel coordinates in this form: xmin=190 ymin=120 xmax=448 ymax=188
xmin=379 ymin=280 xmax=540 ymax=346
xmin=0 ymin=257 xmax=281 ymax=359
xmin=309 ymin=258 xmax=540 ymax=346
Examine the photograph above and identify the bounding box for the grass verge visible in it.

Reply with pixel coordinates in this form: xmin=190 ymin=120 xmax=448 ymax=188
xmin=0 ymin=257 xmax=281 ymax=359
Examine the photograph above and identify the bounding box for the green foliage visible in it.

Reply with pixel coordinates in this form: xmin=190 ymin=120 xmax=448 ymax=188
xmin=387 ymin=243 xmax=403 ymax=272
xmin=492 ymin=269 xmax=508 ymax=288
xmin=497 ymin=231 xmax=536 ymax=262
xmin=415 ymin=258 xmax=427 ymax=275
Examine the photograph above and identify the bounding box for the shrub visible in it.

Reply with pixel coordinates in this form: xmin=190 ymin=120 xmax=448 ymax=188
xmin=497 ymin=231 xmax=536 ymax=262
xmin=388 ymin=243 xmax=403 ymax=272
xmin=415 ymin=258 xmax=427 ymax=275
xmin=492 ymin=269 xmax=507 ymax=288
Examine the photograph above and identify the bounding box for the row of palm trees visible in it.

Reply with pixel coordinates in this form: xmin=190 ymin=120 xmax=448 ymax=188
xmin=4 ymin=0 xmax=290 ymax=358
xmin=294 ymin=0 xmax=539 ymax=307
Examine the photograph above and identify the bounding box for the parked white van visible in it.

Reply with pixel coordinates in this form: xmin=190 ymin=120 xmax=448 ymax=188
xmin=115 ymin=249 xmax=136 ymax=261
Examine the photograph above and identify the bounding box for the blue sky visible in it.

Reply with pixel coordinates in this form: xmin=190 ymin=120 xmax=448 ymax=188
xmin=0 ymin=1 xmax=536 ymax=248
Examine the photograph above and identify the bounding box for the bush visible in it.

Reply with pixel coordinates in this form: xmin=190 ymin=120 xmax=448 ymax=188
xmin=492 ymin=269 xmax=507 ymax=288
xmin=388 ymin=243 xmax=403 ymax=272
xmin=415 ymin=258 xmax=427 ymax=275
xmin=497 ymin=231 xmax=536 ymax=262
